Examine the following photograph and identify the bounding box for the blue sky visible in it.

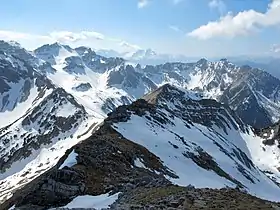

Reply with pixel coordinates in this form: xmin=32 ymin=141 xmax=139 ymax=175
xmin=0 ymin=0 xmax=279 ymax=57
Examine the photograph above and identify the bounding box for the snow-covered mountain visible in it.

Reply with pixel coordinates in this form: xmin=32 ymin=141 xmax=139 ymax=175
xmin=33 ymin=43 xmax=280 ymax=128
xmin=34 ymin=43 xmax=133 ymax=118
xmin=3 ymin=84 xmax=280 ymax=209
xmin=111 ymin=84 xmax=280 ymax=200
xmin=2 ymin=40 xmax=280 ymax=208
xmin=0 ymin=41 xmax=101 ymax=203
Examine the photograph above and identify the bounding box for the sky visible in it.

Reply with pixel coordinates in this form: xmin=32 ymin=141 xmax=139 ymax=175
xmin=0 ymin=0 xmax=279 ymax=58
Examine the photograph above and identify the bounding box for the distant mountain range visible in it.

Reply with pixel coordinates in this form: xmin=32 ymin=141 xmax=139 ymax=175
xmin=96 ymin=48 xmax=200 ymax=65
xmin=97 ymin=48 xmax=280 ymax=80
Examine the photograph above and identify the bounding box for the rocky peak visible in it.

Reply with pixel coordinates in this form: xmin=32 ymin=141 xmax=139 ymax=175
xmin=75 ymin=46 xmax=95 ymax=56
xmin=0 ymin=40 xmax=22 ymax=52
xmin=34 ymin=42 xmax=74 ymax=65
xmin=36 ymin=42 xmax=71 ymax=52
xmin=196 ymin=58 xmax=208 ymax=67
xmin=0 ymin=40 xmax=37 ymax=66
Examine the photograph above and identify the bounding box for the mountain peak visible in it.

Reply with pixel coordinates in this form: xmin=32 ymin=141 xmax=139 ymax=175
xmin=196 ymin=58 xmax=208 ymax=66
xmin=35 ymin=42 xmax=72 ymax=52
xmin=142 ymin=84 xmax=202 ymax=105
xmin=0 ymin=40 xmax=21 ymax=49
xmin=75 ymin=46 xmax=95 ymax=56
xmin=220 ymin=58 xmax=229 ymax=62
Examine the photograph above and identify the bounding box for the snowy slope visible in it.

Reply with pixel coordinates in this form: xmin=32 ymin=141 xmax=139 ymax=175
xmin=109 ymin=84 xmax=280 ymax=201
xmin=246 ymin=121 xmax=280 ymax=186
xmin=34 ymin=43 xmax=134 ymax=118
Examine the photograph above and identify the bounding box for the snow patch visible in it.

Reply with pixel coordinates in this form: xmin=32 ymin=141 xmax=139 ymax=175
xmin=59 ymin=150 xmax=78 ymax=169
xmin=58 ymin=192 xmax=120 ymax=209
xmin=134 ymin=158 xmax=148 ymax=169
xmin=56 ymin=102 xmax=78 ymax=118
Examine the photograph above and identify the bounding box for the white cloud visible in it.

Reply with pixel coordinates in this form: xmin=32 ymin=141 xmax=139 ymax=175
xmin=119 ymin=41 xmax=141 ymax=50
xmin=272 ymin=44 xmax=280 ymax=53
xmin=0 ymin=30 xmax=141 ymax=53
xmin=0 ymin=30 xmax=52 ymax=49
xmin=208 ymin=0 xmax=226 ymax=15
xmin=49 ymin=31 xmax=105 ymax=43
xmin=138 ymin=0 xmax=149 ymax=8
xmin=188 ymin=0 xmax=280 ymax=39
xmin=0 ymin=30 xmax=49 ymax=42
xmin=169 ymin=25 xmax=183 ymax=33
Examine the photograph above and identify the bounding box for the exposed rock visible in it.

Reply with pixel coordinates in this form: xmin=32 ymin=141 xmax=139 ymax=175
xmin=111 ymin=186 xmax=280 ymax=210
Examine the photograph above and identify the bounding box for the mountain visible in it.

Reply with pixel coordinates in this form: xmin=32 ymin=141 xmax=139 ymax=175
xmin=3 ymin=84 xmax=280 ymax=209
xmin=0 ymin=42 xmax=101 ymax=203
xmin=33 ymin=43 xmax=280 ymax=128
xmin=230 ymin=57 xmax=280 ymax=81
xmin=34 ymin=43 xmax=133 ymax=118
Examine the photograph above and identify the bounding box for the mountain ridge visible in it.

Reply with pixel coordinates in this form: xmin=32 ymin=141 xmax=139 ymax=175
xmin=3 ymin=84 xmax=280 ymax=209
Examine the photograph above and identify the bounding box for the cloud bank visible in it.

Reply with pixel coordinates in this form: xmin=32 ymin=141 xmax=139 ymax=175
xmin=189 ymin=0 xmax=280 ymax=39
xmin=0 ymin=30 xmax=141 ymax=53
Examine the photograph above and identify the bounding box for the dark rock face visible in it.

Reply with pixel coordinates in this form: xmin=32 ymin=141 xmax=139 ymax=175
xmin=15 ymin=168 xmax=86 ymax=209
xmin=107 ymin=64 xmax=157 ymax=92
xmin=64 ymin=56 xmax=86 ymax=74
xmin=72 ymin=83 xmax=92 ymax=92
xmin=220 ymin=82 xmax=272 ymax=128
xmin=0 ymin=44 xmax=54 ymax=113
